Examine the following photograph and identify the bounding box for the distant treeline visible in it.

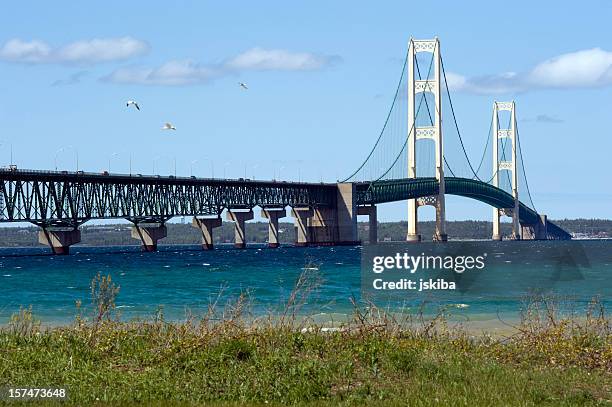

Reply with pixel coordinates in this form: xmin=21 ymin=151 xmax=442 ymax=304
xmin=0 ymin=218 xmax=609 ymax=247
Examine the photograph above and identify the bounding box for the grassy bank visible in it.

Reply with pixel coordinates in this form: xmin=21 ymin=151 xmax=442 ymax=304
xmin=0 ymin=272 xmax=609 ymax=406
xmin=1 ymin=302 xmax=610 ymax=405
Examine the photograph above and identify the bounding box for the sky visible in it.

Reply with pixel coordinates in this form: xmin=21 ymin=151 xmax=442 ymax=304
xmin=0 ymin=1 xmax=610 ymax=224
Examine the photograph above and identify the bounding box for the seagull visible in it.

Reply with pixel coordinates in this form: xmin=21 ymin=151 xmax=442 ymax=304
xmin=239 ymin=82 xmax=248 ymax=90
xmin=162 ymin=122 xmax=176 ymax=131
xmin=126 ymin=100 xmax=140 ymax=110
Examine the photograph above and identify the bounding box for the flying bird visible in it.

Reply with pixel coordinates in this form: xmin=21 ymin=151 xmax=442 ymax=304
xmin=239 ymin=82 xmax=248 ymax=90
xmin=126 ymin=100 xmax=140 ymax=110
xmin=162 ymin=122 xmax=176 ymax=131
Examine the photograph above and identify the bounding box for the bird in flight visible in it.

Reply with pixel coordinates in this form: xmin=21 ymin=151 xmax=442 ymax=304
xmin=239 ymin=82 xmax=248 ymax=90
xmin=162 ymin=122 xmax=176 ymax=131
xmin=126 ymin=100 xmax=140 ymax=110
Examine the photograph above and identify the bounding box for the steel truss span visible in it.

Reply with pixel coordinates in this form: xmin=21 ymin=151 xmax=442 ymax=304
xmin=0 ymin=170 xmax=336 ymax=227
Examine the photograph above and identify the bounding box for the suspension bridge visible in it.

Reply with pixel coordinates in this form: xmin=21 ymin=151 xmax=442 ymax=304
xmin=0 ymin=37 xmax=570 ymax=254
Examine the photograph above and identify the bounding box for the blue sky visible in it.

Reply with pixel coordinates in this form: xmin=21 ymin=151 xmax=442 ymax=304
xmin=0 ymin=1 xmax=610 ymax=222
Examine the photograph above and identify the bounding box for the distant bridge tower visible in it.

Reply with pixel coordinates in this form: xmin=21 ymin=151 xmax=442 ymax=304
xmin=492 ymin=101 xmax=520 ymax=240
xmin=406 ymin=38 xmax=447 ymax=242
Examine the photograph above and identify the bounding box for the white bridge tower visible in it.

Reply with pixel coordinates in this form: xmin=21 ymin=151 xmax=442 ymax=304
xmin=492 ymin=101 xmax=521 ymax=240
xmin=406 ymin=38 xmax=447 ymax=242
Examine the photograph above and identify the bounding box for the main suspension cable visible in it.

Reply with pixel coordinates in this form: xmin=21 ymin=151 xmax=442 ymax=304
xmin=515 ymin=121 xmax=537 ymax=212
xmin=440 ymin=53 xmax=482 ymax=179
xmin=373 ymin=43 xmax=437 ymax=182
xmin=342 ymin=48 xmax=410 ymax=182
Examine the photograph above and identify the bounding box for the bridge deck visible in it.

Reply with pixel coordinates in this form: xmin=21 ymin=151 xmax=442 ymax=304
xmin=0 ymin=169 xmax=337 ymax=227
xmin=0 ymin=169 xmax=571 ymax=240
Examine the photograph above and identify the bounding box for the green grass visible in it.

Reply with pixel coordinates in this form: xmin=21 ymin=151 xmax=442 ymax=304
xmin=0 ymin=309 xmax=610 ymax=406
xmin=0 ymin=274 xmax=610 ymax=405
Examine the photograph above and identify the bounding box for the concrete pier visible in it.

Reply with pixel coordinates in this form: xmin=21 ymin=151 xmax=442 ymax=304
xmin=289 ymin=183 xmax=360 ymax=247
xmin=492 ymin=208 xmax=502 ymax=241
xmin=291 ymin=207 xmax=313 ymax=246
xmin=226 ymin=209 xmax=254 ymax=249
xmin=39 ymin=227 xmax=81 ymax=255
xmin=131 ymin=223 xmax=167 ymax=252
xmin=522 ymin=214 xmax=548 ymax=240
xmin=192 ymin=216 xmax=222 ymax=249
xmin=358 ymin=205 xmax=378 ymax=244
xmin=336 ymin=183 xmax=359 ymax=245
xmin=261 ymin=208 xmax=287 ymax=248
xmin=309 ymin=207 xmax=340 ymax=244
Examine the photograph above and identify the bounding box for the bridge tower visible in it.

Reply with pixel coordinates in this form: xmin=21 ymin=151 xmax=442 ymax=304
xmin=492 ymin=101 xmax=521 ymax=240
xmin=406 ymin=38 xmax=447 ymax=242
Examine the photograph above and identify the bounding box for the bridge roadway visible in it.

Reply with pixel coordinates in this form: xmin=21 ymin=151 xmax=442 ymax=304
xmin=0 ymin=169 xmax=570 ymax=253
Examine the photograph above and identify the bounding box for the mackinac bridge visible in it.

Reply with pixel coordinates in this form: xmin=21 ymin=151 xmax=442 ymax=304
xmin=0 ymin=38 xmax=571 ymax=254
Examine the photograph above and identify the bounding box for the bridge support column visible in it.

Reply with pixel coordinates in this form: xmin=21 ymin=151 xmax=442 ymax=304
xmin=131 ymin=224 xmax=167 ymax=252
xmin=492 ymin=101 xmax=521 ymax=241
xmin=358 ymin=205 xmax=378 ymax=244
xmin=226 ymin=209 xmax=253 ymax=249
xmin=39 ymin=227 xmax=81 ymax=255
xmin=407 ymin=200 xmax=421 ymax=242
xmin=291 ymin=183 xmax=359 ymax=247
xmin=511 ymin=202 xmax=521 ymax=240
xmin=291 ymin=207 xmax=313 ymax=246
xmin=336 ymin=183 xmax=359 ymax=245
xmin=192 ymin=216 xmax=222 ymax=249
xmin=405 ymin=38 xmax=447 ymax=242
xmin=522 ymin=214 xmax=548 ymax=240
xmin=492 ymin=208 xmax=502 ymax=241
xmin=261 ymin=208 xmax=286 ymax=248
xmin=309 ymin=207 xmax=339 ymax=245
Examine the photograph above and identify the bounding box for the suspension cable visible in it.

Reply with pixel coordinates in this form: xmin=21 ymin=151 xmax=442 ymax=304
xmin=474 ymin=114 xmax=493 ymax=177
xmin=373 ymin=45 xmax=436 ymax=182
xmin=440 ymin=53 xmax=482 ymax=179
xmin=342 ymin=48 xmax=409 ymax=182
xmin=515 ymin=121 xmax=537 ymax=212
xmin=415 ymin=48 xmax=460 ymax=178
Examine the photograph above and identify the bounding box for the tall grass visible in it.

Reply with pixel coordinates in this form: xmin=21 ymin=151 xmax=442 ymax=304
xmin=0 ymin=271 xmax=609 ymax=405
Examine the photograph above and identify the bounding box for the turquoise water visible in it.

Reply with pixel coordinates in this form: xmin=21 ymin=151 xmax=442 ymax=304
xmin=0 ymin=242 xmax=609 ymax=325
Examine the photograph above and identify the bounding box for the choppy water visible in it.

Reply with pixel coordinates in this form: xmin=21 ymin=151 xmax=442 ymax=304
xmin=0 ymin=241 xmax=609 ymax=325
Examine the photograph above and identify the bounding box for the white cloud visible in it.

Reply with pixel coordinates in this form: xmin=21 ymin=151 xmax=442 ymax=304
xmin=103 ymin=60 xmax=218 ymax=86
xmin=225 ymin=47 xmax=340 ymax=71
xmin=527 ymin=48 xmax=612 ymax=88
xmin=0 ymin=37 xmax=149 ymax=64
xmin=104 ymin=47 xmax=340 ymax=86
xmin=0 ymin=39 xmax=51 ymax=63
xmin=448 ymin=48 xmax=612 ymax=94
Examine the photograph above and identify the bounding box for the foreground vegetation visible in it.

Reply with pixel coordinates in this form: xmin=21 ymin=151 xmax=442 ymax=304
xmin=0 ymin=274 xmax=610 ymax=406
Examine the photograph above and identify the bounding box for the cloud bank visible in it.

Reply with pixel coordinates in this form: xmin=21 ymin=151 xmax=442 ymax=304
xmin=0 ymin=37 xmax=149 ymax=64
xmin=224 ymin=47 xmax=340 ymax=71
xmin=448 ymin=48 xmax=612 ymax=94
xmin=105 ymin=60 xmax=218 ymax=86
xmin=103 ymin=47 xmax=341 ymax=86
